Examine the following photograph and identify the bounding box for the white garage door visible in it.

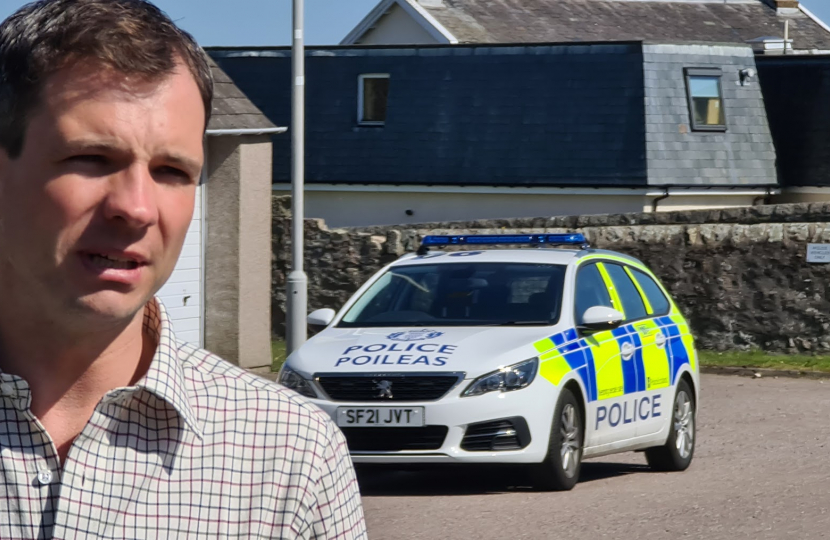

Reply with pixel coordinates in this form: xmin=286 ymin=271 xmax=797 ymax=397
xmin=157 ymin=184 xmax=204 ymax=346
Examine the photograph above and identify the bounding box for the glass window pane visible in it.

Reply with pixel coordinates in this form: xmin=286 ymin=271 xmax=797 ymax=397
xmin=362 ymin=77 xmax=389 ymax=122
xmin=689 ymin=77 xmax=720 ymax=98
xmin=575 ymin=264 xmax=613 ymax=325
xmin=692 ymin=97 xmax=725 ymax=126
xmin=688 ymin=75 xmax=724 ymax=127
xmin=605 ymin=264 xmax=647 ymax=321
xmin=630 ymin=269 xmax=671 ymax=315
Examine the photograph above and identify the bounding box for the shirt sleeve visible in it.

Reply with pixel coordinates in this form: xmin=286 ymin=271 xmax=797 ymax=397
xmin=310 ymin=421 xmax=367 ymax=540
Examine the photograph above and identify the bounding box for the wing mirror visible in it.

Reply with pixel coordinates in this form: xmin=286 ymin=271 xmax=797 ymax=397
xmin=307 ymin=308 xmax=336 ymax=329
xmin=578 ymin=306 xmax=624 ymax=333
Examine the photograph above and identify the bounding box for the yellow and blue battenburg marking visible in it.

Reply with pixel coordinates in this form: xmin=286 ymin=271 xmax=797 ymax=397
xmin=534 ymin=314 xmax=695 ymax=402
xmin=535 ymin=328 xmax=597 ymax=400
xmin=656 ymin=314 xmax=696 ymax=382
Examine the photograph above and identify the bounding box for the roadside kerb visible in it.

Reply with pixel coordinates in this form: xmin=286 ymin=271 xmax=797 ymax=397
xmin=700 ymin=365 xmax=830 ymax=379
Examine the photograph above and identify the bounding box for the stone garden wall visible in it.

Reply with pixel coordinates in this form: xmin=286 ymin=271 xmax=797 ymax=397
xmin=272 ymin=197 xmax=830 ymax=352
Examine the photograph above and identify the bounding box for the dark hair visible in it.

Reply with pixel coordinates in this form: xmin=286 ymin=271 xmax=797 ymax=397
xmin=0 ymin=0 xmax=214 ymax=158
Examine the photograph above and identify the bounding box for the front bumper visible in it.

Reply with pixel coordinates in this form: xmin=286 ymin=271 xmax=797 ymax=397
xmin=310 ymin=378 xmax=560 ymax=464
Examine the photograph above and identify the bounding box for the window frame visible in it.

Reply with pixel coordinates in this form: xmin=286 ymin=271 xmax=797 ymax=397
xmin=683 ymin=67 xmax=727 ymax=132
xmin=357 ymin=73 xmax=390 ymax=126
xmin=574 ymin=260 xmax=670 ymax=326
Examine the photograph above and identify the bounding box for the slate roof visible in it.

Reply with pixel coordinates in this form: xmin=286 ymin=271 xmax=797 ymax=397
xmin=756 ymin=55 xmax=830 ymax=186
xmin=210 ymin=44 xmax=648 ymax=188
xmin=207 ymin=57 xmax=276 ymax=131
xmin=414 ymin=0 xmax=830 ymax=51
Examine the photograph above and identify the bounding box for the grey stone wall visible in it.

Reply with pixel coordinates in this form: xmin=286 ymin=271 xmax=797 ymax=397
xmin=272 ymin=196 xmax=830 ymax=353
xmin=643 ymin=44 xmax=777 ymax=186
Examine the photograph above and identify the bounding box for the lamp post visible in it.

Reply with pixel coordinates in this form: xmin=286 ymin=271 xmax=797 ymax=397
xmin=286 ymin=0 xmax=307 ymax=355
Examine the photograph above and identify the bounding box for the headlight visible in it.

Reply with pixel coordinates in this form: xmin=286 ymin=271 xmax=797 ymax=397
xmin=462 ymin=357 xmax=539 ymax=397
xmin=278 ymin=366 xmax=319 ymax=398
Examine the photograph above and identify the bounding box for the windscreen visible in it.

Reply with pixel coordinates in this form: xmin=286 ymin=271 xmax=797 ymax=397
xmin=339 ymin=262 xmax=566 ymax=327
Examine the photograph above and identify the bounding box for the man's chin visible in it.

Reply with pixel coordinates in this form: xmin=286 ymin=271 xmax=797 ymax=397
xmin=71 ymin=291 xmax=151 ymax=324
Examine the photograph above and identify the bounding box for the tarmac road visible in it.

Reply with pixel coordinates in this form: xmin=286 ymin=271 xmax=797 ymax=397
xmin=356 ymin=374 xmax=830 ymax=540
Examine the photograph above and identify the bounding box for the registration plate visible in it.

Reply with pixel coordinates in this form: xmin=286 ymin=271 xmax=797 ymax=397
xmin=336 ymin=407 xmax=425 ymax=427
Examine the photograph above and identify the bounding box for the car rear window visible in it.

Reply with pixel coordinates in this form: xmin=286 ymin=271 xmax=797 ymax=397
xmin=629 ymin=268 xmax=671 ymax=315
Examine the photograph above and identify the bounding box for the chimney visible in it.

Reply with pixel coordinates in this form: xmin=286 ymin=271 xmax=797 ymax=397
xmin=764 ymin=0 xmax=800 ymax=11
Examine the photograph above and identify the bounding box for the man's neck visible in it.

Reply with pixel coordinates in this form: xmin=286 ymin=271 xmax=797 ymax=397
xmin=0 ymin=303 xmax=156 ymax=433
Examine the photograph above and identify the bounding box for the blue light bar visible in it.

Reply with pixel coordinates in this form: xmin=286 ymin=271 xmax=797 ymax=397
xmin=421 ymin=233 xmax=589 ymax=248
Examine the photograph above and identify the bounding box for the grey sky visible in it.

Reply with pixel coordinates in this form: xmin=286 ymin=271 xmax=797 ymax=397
xmin=0 ymin=0 xmax=828 ymax=46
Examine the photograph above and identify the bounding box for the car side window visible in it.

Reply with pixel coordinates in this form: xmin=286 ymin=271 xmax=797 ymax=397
xmin=604 ymin=264 xmax=648 ymax=321
xmin=575 ymin=263 xmax=613 ymax=325
xmin=630 ymin=267 xmax=671 ymax=315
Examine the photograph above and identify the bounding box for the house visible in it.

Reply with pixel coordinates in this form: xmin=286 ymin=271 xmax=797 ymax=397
xmin=210 ymin=41 xmax=778 ymax=227
xmin=156 ymin=58 xmax=283 ymax=368
xmin=756 ymin=53 xmax=830 ymax=202
xmin=342 ymin=0 xmax=830 ymax=55
xmin=206 ymin=0 xmax=830 ymax=228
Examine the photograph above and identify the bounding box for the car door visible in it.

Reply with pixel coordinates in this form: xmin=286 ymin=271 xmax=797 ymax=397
xmin=574 ymin=262 xmax=637 ymax=447
xmin=593 ymin=262 xmax=655 ymax=444
xmin=610 ymin=264 xmax=673 ymax=437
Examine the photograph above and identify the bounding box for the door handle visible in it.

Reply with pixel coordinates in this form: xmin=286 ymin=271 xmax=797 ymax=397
xmin=621 ymin=342 xmax=635 ymax=360
xmin=655 ymin=333 xmax=666 ymax=348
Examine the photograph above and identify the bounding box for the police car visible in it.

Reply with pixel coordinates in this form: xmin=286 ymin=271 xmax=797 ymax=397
xmin=279 ymin=234 xmax=698 ymax=490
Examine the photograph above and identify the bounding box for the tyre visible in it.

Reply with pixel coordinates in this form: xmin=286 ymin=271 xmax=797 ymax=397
xmin=645 ymin=378 xmax=695 ymax=472
xmin=533 ymin=387 xmax=583 ymax=491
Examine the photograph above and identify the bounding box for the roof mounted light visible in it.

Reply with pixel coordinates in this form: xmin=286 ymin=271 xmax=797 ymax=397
xmin=417 ymin=233 xmax=589 ymax=255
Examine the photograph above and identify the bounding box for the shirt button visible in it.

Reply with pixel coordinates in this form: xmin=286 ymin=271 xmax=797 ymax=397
xmin=37 ymin=469 xmax=53 ymax=485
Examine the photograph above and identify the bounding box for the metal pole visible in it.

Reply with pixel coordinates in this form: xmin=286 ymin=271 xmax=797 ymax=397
xmin=286 ymin=0 xmax=307 ymax=355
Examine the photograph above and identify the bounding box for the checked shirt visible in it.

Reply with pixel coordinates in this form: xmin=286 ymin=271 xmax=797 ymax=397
xmin=0 ymin=299 xmax=366 ymax=539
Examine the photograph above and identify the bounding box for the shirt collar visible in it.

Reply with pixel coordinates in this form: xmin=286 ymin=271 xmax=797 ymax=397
xmin=137 ymin=298 xmax=204 ymax=439
xmin=0 ymin=299 xmax=204 ymax=438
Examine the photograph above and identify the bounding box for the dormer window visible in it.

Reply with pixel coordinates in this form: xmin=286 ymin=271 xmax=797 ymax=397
xmin=684 ymin=68 xmax=726 ymax=132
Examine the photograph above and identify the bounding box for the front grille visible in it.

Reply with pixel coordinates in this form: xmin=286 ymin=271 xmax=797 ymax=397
xmin=316 ymin=373 xmax=463 ymax=402
xmin=341 ymin=426 xmax=449 ymax=452
xmin=461 ymin=417 xmax=531 ymax=452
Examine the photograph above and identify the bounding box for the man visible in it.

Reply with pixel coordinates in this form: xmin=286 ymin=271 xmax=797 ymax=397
xmin=0 ymin=1 xmax=366 ymax=538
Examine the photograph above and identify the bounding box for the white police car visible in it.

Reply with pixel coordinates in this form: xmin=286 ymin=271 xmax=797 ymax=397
xmin=279 ymin=234 xmax=699 ymax=490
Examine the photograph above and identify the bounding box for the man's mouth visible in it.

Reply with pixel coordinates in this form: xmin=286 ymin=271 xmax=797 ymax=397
xmin=86 ymin=253 xmax=143 ymax=270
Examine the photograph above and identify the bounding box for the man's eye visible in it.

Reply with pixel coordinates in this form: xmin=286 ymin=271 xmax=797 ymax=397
xmin=157 ymin=166 xmax=194 ymax=182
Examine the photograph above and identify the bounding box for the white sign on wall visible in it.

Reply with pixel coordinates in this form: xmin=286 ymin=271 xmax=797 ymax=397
xmin=807 ymin=244 xmax=830 ymax=263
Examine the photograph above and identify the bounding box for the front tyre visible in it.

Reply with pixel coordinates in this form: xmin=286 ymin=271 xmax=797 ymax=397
xmin=645 ymin=378 xmax=695 ymax=471
xmin=533 ymin=387 xmax=583 ymax=491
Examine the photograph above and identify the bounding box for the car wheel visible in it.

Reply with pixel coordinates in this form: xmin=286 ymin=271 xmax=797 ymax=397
xmin=533 ymin=387 xmax=583 ymax=491
xmin=645 ymin=378 xmax=695 ymax=472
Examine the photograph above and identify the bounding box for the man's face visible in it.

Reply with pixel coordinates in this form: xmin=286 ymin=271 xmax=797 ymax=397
xmin=0 ymin=60 xmax=205 ymax=327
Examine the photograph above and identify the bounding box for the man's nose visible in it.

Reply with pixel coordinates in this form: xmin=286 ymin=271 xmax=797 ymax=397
xmin=102 ymin=165 xmax=159 ymax=228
